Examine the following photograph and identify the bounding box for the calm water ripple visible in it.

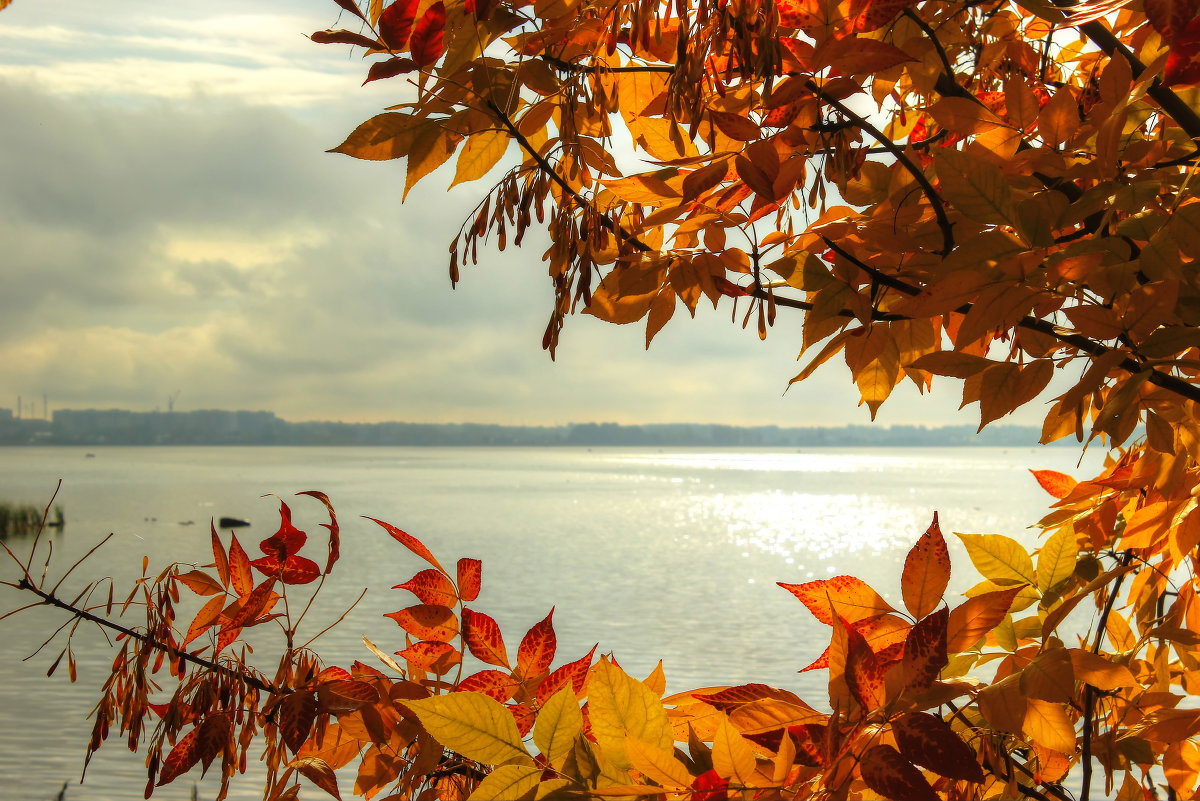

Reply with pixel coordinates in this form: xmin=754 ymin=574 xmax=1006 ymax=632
xmin=0 ymin=445 xmax=1102 ymax=800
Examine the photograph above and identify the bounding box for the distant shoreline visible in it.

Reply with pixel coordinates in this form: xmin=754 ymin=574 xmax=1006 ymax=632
xmin=0 ymin=407 xmax=1067 ymax=447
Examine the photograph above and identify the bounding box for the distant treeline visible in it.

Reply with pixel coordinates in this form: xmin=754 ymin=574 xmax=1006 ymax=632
xmin=0 ymin=408 xmax=1066 ymax=447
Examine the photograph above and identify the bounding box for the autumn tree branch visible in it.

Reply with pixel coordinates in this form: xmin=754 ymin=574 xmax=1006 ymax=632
xmin=15 ymin=577 xmax=275 ymax=694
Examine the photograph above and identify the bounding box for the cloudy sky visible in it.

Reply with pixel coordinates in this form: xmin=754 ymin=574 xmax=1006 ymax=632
xmin=0 ymin=0 xmax=1023 ymax=427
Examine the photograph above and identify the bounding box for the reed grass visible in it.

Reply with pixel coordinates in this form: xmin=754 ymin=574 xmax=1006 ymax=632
xmin=0 ymin=501 xmax=62 ymax=538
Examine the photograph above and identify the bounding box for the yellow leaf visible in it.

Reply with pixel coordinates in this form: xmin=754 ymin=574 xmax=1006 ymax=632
xmin=466 ymin=765 xmax=543 ymax=801
xmin=330 ymin=113 xmax=431 ymax=162
xmin=533 ymin=687 xmax=583 ymax=768
xmin=624 ymin=736 xmax=693 ymax=788
xmin=727 ymin=698 xmax=824 ymax=734
xmin=1023 ymin=699 xmax=1076 ymax=753
xmin=934 ymin=148 xmax=1019 ymax=228
xmin=1038 ymin=88 xmax=1079 ymax=146
xmin=401 ymin=692 xmax=530 ymax=765
xmin=405 ymin=124 xmax=458 ymax=201
xmin=451 ymin=129 xmax=508 ymax=188
xmin=642 ymin=661 xmax=667 ymax=697
xmin=587 ymin=658 xmax=673 ymax=769
xmin=711 ymin=717 xmax=757 ymax=786
xmin=1036 ymin=527 xmax=1078 ymax=593
xmin=957 ymin=533 xmax=1036 ymax=587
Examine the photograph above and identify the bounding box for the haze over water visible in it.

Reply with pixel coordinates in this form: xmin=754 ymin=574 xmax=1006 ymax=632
xmin=0 ymin=445 xmax=1102 ymax=800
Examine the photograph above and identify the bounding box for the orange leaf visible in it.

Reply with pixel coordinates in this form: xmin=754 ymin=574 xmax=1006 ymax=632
xmin=778 ymin=575 xmax=896 ymax=625
xmin=293 ymin=756 xmax=343 ymax=800
xmin=368 ymin=517 xmax=446 ymax=574
xmin=1030 ymin=469 xmax=1077 ymax=500
xmin=218 ymin=577 xmax=277 ymax=652
xmin=385 ymin=604 xmax=459 ymax=643
xmin=397 ymin=641 xmax=461 ymax=673
xmin=457 ymin=558 xmax=482 ymax=602
xmin=183 ymin=594 xmax=226 ymax=647
xmin=228 ymin=533 xmax=253 ymax=598
xmin=517 ymin=608 xmax=556 ymax=678
xmin=457 ymin=669 xmax=520 ymax=702
xmin=280 ymin=691 xmax=318 ymax=754
xmin=1023 ymin=699 xmax=1076 ymax=753
xmin=901 ymin=513 xmax=951 ymax=619
xmin=394 ymin=568 xmax=458 ymax=607
xmin=462 ymin=608 xmax=510 ymax=667
xmin=858 ymin=744 xmax=937 ymax=801
xmin=893 ymin=712 xmax=984 ymax=783
xmin=709 ymin=110 xmax=760 ymax=141
xmin=946 ymin=586 xmax=1021 ymax=653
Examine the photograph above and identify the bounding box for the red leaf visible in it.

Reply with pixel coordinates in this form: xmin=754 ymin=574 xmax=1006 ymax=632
xmin=693 ymin=684 xmax=805 ymax=713
xmin=397 ymin=641 xmax=461 ymax=673
xmin=462 ymin=608 xmax=510 ymax=667
xmin=157 ymin=727 xmax=200 ymax=786
xmin=901 ymin=513 xmax=951 ymax=619
xmin=777 ymin=0 xmax=819 ymax=27
xmin=893 ymin=712 xmax=985 ymax=783
xmin=280 ymin=691 xmax=318 ymax=754
xmin=195 ymin=714 xmax=230 ymax=772
xmin=517 ymin=608 xmax=556 ymax=678
xmin=536 ymin=644 xmax=597 ymax=706
xmin=903 ymin=607 xmax=949 ymax=691
xmin=299 ymin=490 xmax=340 ymax=573
xmin=850 ymin=0 xmax=914 ymax=32
xmin=228 ymin=533 xmax=253 ymax=598
xmin=1146 ymin=0 xmax=1200 ymax=42
xmin=368 ymin=517 xmax=446 ymax=574
xmin=260 ymin=501 xmax=307 ymax=561
xmin=843 ymin=617 xmax=886 ymax=710
xmin=778 ymin=575 xmax=895 ymax=625
xmin=379 ymin=0 xmax=419 ymax=50
xmin=211 ymin=523 xmax=229 ymax=588
xmin=310 ymin=28 xmax=380 ymax=49
xmin=691 ymin=769 xmax=730 ymax=801
xmin=332 ymin=0 xmax=369 ymax=22
xmin=457 ymin=558 xmax=482 ymax=602
xmin=363 ymin=57 xmax=417 ymax=85
xmin=457 ymin=669 xmax=520 ymax=702
xmin=1165 ymin=18 xmax=1200 ymax=86
xmin=858 ymin=744 xmax=937 ymax=801
xmin=508 ymin=704 xmax=536 ymax=737
xmin=710 ymin=110 xmax=761 ymax=141
xmin=409 ymin=2 xmax=446 ymax=68
xmin=385 ymin=604 xmax=459 ymax=642
xmin=394 ymin=568 xmax=458 ymax=607
xmin=251 ymin=554 xmax=321 ymax=585
xmin=175 ymin=569 xmax=224 ymax=596
xmin=1030 ymin=469 xmax=1077 ymax=500
xmin=321 ymin=681 xmax=376 ymax=709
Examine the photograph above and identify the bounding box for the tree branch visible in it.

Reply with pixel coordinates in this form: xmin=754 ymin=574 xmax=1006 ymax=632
xmin=805 ymin=81 xmax=955 ymax=256
xmin=16 ymin=577 xmax=275 ymax=694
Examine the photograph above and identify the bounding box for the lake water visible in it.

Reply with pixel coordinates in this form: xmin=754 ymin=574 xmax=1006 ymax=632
xmin=0 ymin=445 xmax=1103 ymax=800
